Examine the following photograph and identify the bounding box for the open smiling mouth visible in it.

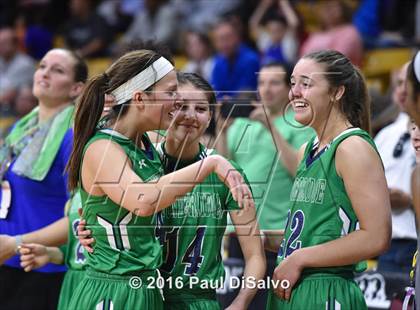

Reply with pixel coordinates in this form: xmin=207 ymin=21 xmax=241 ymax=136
xmin=293 ymin=101 xmax=309 ymax=108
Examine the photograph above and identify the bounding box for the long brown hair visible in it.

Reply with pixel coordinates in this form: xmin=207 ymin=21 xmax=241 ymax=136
xmin=304 ymin=50 xmax=371 ymax=133
xmin=66 ymin=49 xmax=169 ymax=191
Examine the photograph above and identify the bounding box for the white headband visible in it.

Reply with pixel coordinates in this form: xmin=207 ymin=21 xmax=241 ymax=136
xmin=111 ymin=57 xmax=174 ymax=105
xmin=414 ymin=51 xmax=420 ymax=83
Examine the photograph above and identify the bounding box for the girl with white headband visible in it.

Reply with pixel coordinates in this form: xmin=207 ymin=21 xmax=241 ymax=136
xmin=65 ymin=50 xmax=254 ymax=309
xmin=406 ymin=50 xmax=420 ymax=310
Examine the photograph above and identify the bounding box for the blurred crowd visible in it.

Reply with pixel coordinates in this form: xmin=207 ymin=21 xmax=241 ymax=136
xmin=1 ymin=0 xmax=420 ymax=138
xmin=0 ymin=0 xmax=419 ymax=255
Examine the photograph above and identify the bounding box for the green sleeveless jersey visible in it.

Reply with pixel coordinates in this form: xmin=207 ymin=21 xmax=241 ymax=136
xmin=277 ymin=128 xmax=378 ymax=275
xmin=81 ymin=129 xmax=164 ymax=275
xmin=155 ymin=142 xmax=241 ymax=299
xmin=64 ymin=190 xmax=87 ymax=270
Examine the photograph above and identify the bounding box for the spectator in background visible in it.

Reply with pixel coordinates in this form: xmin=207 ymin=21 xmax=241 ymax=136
xmin=17 ymin=0 xmax=53 ymax=59
xmin=0 ymin=1 xmax=17 ymax=27
xmin=416 ymin=0 xmax=420 ymax=44
xmin=13 ymin=85 xmax=37 ymax=118
xmin=374 ymin=63 xmax=417 ymax=274
xmin=249 ymin=0 xmax=299 ymax=65
xmin=63 ymin=0 xmax=111 ymax=58
xmin=0 ymin=48 xmax=87 ymax=310
xmin=182 ymin=31 xmax=215 ymax=82
xmin=121 ymin=0 xmax=179 ymax=52
xmin=211 ymin=18 xmax=260 ymax=117
xmin=369 ymin=87 xmax=399 ymax=137
xmin=0 ymin=26 xmax=35 ymax=109
xmin=173 ymin=0 xmax=241 ymax=34
xmin=381 ymin=0 xmax=416 ymax=45
xmin=352 ymin=0 xmax=382 ymax=48
xmin=217 ymin=62 xmax=314 ymax=308
xmin=0 ymin=86 xmax=38 ymax=141
xmin=370 ymin=65 xmax=415 ymax=137
xmin=300 ymin=0 xmax=363 ymax=66
xmin=120 ymin=0 xmax=145 ymax=16
xmin=96 ymin=0 xmax=134 ymax=35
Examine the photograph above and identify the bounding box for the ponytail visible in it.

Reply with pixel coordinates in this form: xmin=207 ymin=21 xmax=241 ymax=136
xmin=66 ymin=49 xmax=166 ymax=191
xmin=353 ymin=67 xmax=371 ymax=133
xmin=67 ymin=73 xmax=108 ymax=191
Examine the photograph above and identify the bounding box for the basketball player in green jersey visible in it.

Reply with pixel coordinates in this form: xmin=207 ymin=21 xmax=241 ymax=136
xmin=19 ymin=192 xmax=87 ymax=310
xmin=156 ymin=72 xmax=265 ymax=310
xmin=266 ymin=50 xmax=391 ymax=310
xmin=65 ymin=50 xmax=254 ymax=310
xmin=79 ymin=72 xmax=266 ymax=309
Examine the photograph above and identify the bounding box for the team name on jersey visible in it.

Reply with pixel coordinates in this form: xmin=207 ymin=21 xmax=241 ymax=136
xmin=290 ymin=177 xmax=326 ymax=204
xmin=163 ymin=192 xmax=223 ymax=219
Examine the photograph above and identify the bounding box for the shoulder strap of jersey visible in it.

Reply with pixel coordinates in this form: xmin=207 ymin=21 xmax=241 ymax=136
xmin=301 ymin=135 xmax=317 ymax=161
xmin=329 ymin=128 xmax=377 ymax=153
xmin=78 ymin=129 xmax=134 ymax=190
xmin=83 ymin=129 xmax=131 ymax=155
xmin=155 ymin=142 xmax=164 ymax=160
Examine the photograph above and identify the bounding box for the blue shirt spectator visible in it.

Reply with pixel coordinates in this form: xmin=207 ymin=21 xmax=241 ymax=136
xmin=0 ymin=129 xmax=73 ymax=273
xmin=211 ymin=44 xmax=260 ymax=99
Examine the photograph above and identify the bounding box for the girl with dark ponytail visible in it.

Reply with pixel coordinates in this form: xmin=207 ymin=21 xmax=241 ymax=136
xmin=267 ymin=50 xmax=391 ymax=310
xmin=65 ymin=50 xmax=254 ymax=309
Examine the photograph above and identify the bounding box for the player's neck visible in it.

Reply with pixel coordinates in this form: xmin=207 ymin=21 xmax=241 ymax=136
xmin=165 ymin=137 xmax=200 ymax=161
xmin=315 ymin=116 xmax=352 ymax=149
xmin=112 ymin=117 xmax=146 ymax=148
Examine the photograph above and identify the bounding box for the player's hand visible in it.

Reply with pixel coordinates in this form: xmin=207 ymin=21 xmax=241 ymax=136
xmin=19 ymin=244 xmax=50 ymax=272
xmin=211 ymin=155 xmax=254 ymax=211
xmin=272 ymin=251 xmax=304 ymax=301
xmin=77 ymin=219 xmax=95 ymax=253
xmin=0 ymin=234 xmax=17 ymax=265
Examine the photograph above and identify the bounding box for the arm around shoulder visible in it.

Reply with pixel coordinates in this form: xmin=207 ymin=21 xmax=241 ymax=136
xmin=83 ymin=140 xmax=253 ymax=216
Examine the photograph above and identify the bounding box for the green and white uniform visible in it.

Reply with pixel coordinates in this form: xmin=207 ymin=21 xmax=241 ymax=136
xmin=57 ymin=190 xmax=87 ymax=310
xmin=155 ymin=142 xmax=241 ymax=310
xmin=68 ymin=129 xmax=165 ymax=310
xmin=267 ymin=128 xmax=375 ymax=310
